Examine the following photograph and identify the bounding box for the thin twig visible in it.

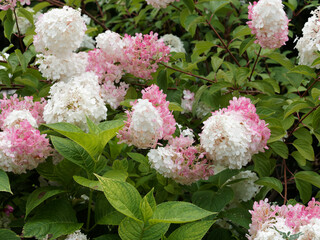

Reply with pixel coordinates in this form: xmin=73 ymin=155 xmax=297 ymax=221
xmin=301 ymin=77 xmax=320 ymax=98
xmin=13 ymin=8 xmax=25 ymax=52
xmin=160 ymin=63 xmax=216 ymax=83
xmin=195 ymin=8 xmax=241 ymax=67
xmin=249 ymin=47 xmax=262 ymax=82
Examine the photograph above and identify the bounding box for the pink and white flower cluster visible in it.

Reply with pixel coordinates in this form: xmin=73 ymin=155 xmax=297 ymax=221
xmin=181 ymin=90 xmax=194 ymax=113
xmin=33 ymin=7 xmax=107 ymax=130
xmin=200 ymin=97 xmax=270 ymax=169
xmin=248 ymin=198 xmax=320 ymax=240
xmin=118 ymin=85 xmax=176 ymax=149
xmin=247 ymin=0 xmax=289 ymax=49
xmin=145 ymin=0 xmax=179 ymax=9
xmin=148 ymin=131 xmax=214 ymax=185
xmin=0 ymin=0 xmax=29 ymax=11
xmin=87 ymin=31 xmax=170 ymax=108
xmin=0 ymin=95 xmax=52 ymax=174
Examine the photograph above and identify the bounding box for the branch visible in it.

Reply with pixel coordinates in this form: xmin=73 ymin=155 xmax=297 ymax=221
xmin=13 ymin=8 xmax=25 ymax=52
xmin=160 ymin=63 xmax=216 ymax=83
xmin=248 ymin=47 xmax=262 ymax=82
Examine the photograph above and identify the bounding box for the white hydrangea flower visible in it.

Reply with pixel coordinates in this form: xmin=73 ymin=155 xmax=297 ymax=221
xmin=3 ymin=109 xmax=38 ymax=128
xmin=181 ymin=128 xmax=194 ymax=139
xmin=298 ymin=218 xmax=320 ymax=240
xmin=34 ymin=6 xmax=86 ymax=55
xmin=95 ymin=30 xmax=125 ymax=61
xmin=181 ymin=89 xmax=194 ymax=113
xmin=160 ymin=34 xmax=186 ymax=53
xmin=127 ymin=99 xmax=163 ymax=149
xmin=295 ymin=6 xmax=320 ymax=68
xmin=65 ymin=230 xmax=87 ymax=240
xmin=36 ymin=52 xmax=88 ymax=82
xmin=195 ymin=102 xmax=211 ymax=118
xmin=148 ymin=146 xmax=178 ymax=178
xmin=200 ymin=111 xmax=253 ymax=169
xmin=0 ymin=53 xmax=9 ymax=71
xmin=80 ymin=35 xmax=95 ymax=50
xmin=43 ymin=72 xmax=107 ymax=131
xmin=229 ymin=170 xmax=261 ymax=202
xmin=255 ymin=218 xmax=293 ymax=240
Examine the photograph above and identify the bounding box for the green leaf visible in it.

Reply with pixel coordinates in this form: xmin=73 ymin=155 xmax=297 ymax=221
xmin=157 ymin=69 xmax=168 ymax=93
xmin=292 ymin=139 xmax=314 ymax=161
xmin=295 ymin=178 xmax=312 ymax=204
xmin=95 ymin=193 xmax=125 ymax=225
xmin=192 ymin=41 xmax=214 ymax=57
xmin=119 ymin=217 xmax=170 ymax=240
xmin=8 ymin=53 xmax=19 ymax=73
xmin=211 ymin=56 xmax=223 ymax=72
xmin=140 ymin=194 xmax=154 ymax=222
xmin=25 ymin=186 xmax=65 ymax=218
xmin=17 ymin=8 xmax=34 ymax=23
xmin=168 ymin=102 xmax=183 ymax=112
xmin=0 ymin=69 xmax=11 ymax=86
xmin=269 ymin=141 xmax=288 ymax=159
xmin=192 ymin=187 xmax=234 ymax=212
xmin=23 ymin=199 xmax=82 ymax=239
xmin=268 ymin=126 xmax=287 ymax=143
xmin=33 ymin=2 xmax=51 ymax=12
xmin=284 ymin=101 xmax=310 ymax=119
xmin=50 ymin=136 xmax=95 ymax=173
xmin=0 ymin=229 xmax=20 ymax=240
xmin=239 ymin=37 xmax=255 ymax=56
xmin=96 ymin=175 xmax=142 ymax=221
xmin=14 ymin=73 xmax=39 ymax=88
xmin=292 ymin=151 xmax=306 ymax=166
xmin=293 ymin=127 xmax=312 ymax=144
xmin=4 ymin=10 xmax=14 ymax=41
xmin=168 ymin=220 xmax=214 ymax=240
xmin=233 ymin=26 xmax=252 ymax=39
xmin=255 ymin=177 xmax=283 ymax=194
xmin=235 ymin=67 xmax=249 ymax=86
xmin=295 ymin=171 xmax=320 ymax=189
xmin=150 ymin=201 xmax=214 ymax=224
xmin=245 ymin=81 xmax=275 ymax=95
xmin=0 ymin=169 xmax=12 ymax=193
xmin=313 ymin=107 xmax=320 ymax=132
xmin=253 ymin=154 xmax=276 ymax=177
xmin=192 ymin=85 xmax=208 ymax=115
xmin=265 ymin=52 xmax=294 ymax=70
xmin=73 ymin=176 xmax=102 ymax=191
xmin=182 ymin=0 xmax=195 ymax=12
xmin=289 ymin=65 xmax=316 ymax=78
xmin=221 ymin=207 xmax=251 ymax=229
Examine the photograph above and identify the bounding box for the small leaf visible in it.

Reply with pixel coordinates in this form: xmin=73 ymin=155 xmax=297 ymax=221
xmin=284 ymin=101 xmax=310 ymax=119
xmin=168 ymin=102 xmax=183 ymax=112
xmin=239 ymin=37 xmax=255 ymax=56
xmin=292 ymin=151 xmax=306 ymax=166
xmin=168 ymin=220 xmax=214 ymax=240
xmin=73 ymin=176 xmax=102 ymax=191
xmin=4 ymin=10 xmax=14 ymax=41
xmin=0 ymin=169 xmax=12 ymax=194
xmin=292 ymin=139 xmax=314 ymax=161
xmin=221 ymin=207 xmax=251 ymax=229
xmin=0 ymin=229 xmax=20 ymax=240
xmin=255 ymin=177 xmax=283 ymax=194
xmin=150 ymin=201 xmax=214 ymax=224
xmin=295 ymin=171 xmax=320 ymax=189
xmin=157 ymin=69 xmax=168 ymax=93
xmin=25 ymin=186 xmax=65 ymax=218
xmin=295 ymin=178 xmax=312 ymax=204
xmin=265 ymin=52 xmax=294 ymax=70
xmin=182 ymin=0 xmax=195 ymax=12
xmin=269 ymin=141 xmax=288 ymax=159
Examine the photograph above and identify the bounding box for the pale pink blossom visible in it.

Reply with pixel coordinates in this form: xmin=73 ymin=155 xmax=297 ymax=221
xmin=247 ymin=0 xmax=289 ymax=49
xmin=0 ymin=0 xmax=30 ymax=10
xmin=181 ymin=90 xmax=194 ymax=113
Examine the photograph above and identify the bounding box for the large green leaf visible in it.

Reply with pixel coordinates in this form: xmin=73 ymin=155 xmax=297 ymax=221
xmin=295 ymin=171 xmax=320 ymax=189
xmin=292 ymin=139 xmax=314 ymax=161
xmin=95 ymin=193 xmax=125 ymax=225
xmin=167 ymin=221 xmax=214 ymax=240
xmin=265 ymin=52 xmax=294 ymax=70
xmin=255 ymin=177 xmax=283 ymax=194
xmin=150 ymin=201 xmax=214 ymax=224
xmin=253 ymin=154 xmax=276 ymax=177
xmin=284 ymin=101 xmax=310 ymax=119
xmin=295 ymin=178 xmax=312 ymax=204
xmin=192 ymin=187 xmax=234 ymax=212
xmin=96 ymin=175 xmax=142 ymax=221
xmin=118 ymin=217 xmax=170 ymax=240
xmin=221 ymin=207 xmax=251 ymax=229
xmin=0 ymin=169 xmax=12 ymax=193
xmin=25 ymin=186 xmax=65 ymax=218
xmin=269 ymin=141 xmax=288 ymax=159
xmin=23 ymin=199 xmax=82 ymax=239
xmin=50 ymin=136 xmax=95 ymax=173
xmin=0 ymin=229 xmax=20 ymax=240
xmin=73 ymin=175 xmax=102 ymax=191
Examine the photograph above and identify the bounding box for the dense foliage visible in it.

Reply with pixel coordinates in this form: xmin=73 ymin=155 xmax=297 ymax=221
xmin=0 ymin=0 xmax=320 ymax=239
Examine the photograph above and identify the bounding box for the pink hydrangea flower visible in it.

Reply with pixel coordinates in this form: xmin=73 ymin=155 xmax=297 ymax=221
xmin=181 ymin=90 xmax=194 ymax=113
xmin=0 ymin=0 xmax=29 ymax=10
xmin=122 ymin=32 xmax=170 ymax=79
xmin=0 ymin=94 xmax=46 ymax=130
xmin=247 ymin=0 xmax=289 ymax=49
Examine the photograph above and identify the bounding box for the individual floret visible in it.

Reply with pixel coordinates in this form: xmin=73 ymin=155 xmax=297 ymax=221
xmin=160 ymin=34 xmax=186 ymax=53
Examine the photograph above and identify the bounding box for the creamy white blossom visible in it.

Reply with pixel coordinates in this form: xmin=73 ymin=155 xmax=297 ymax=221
xmin=229 ymin=171 xmax=261 ymax=202
xmin=3 ymin=109 xmax=38 ymax=128
xmin=43 ymin=72 xmax=107 ymax=131
xmin=298 ymin=218 xmax=320 ymax=240
xmin=200 ymin=111 xmax=253 ymax=169
xmin=13 ymin=8 xmax=41 ymax=34
xmin=160 ymin=34 xmax=186 ymax=53
xmin=34 ymin=6 xmax=86 ymax=55
xmin=254 ymin=218 xmax=293 ymax=240
xmin=295 ymin=6 xmax=320 ymax=68
xmin=145 ymin=0 xmax=177 ymax=8
xmin=36 ymin=52 xmax=88 ymax=82
xmin=96 ymin=30 xmax=125 ymax=61
xmin=65 ymin=230 xmax=87 ymax=240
